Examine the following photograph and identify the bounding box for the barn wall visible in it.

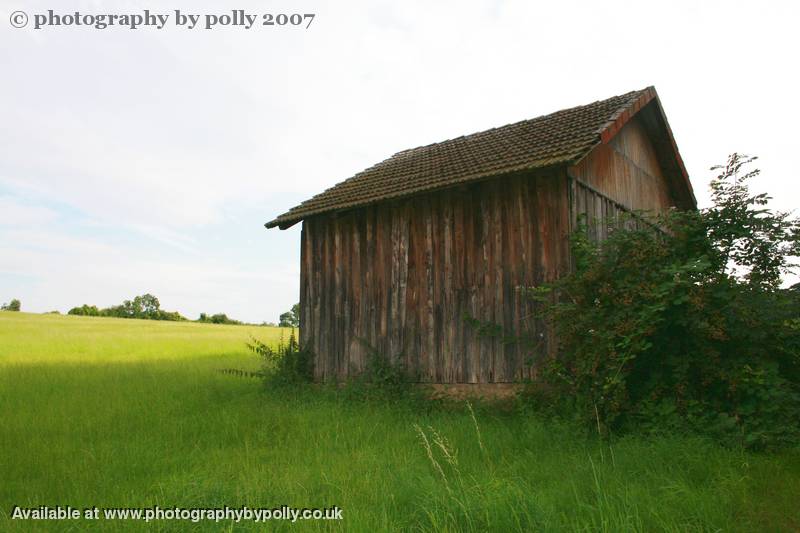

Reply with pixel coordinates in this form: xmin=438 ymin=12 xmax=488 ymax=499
xmin=570 ymin=115 xmax=677 ymax=214
xmin=569 ymin=179 xmax=652 ymax=243
xmin=299 ymin=170 xmax=571 ymax=383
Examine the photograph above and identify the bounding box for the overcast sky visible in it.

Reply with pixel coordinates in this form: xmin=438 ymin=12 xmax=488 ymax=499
xmin=1 ymin=0 xmax=798 ymax=323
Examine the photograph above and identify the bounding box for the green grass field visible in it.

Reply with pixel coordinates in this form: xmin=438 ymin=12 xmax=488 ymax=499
xmin=1 ymin=312 xmax=798 ymax=532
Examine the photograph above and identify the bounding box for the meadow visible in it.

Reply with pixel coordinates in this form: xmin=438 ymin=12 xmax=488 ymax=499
xmin=1 ymin=312 xmax=798 ymax=532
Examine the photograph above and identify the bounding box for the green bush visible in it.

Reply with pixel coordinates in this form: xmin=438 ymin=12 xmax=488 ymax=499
xmin=339 ymin=340 xmax=420 ymax=403
xmin=248 ymin=330 xmax=314 ymax=385
xmin=522 ymin=154 xmax=800 ymax=450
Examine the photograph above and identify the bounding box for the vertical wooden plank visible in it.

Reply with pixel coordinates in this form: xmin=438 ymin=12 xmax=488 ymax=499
xmin=471 ymin=186 xmax=483 ymax=383
xmin=364 ymin=208 xmax=374 ymax=356
xmin=344 ymin=217 xmax=352 ymax=379
xmin=398 ymin=202 xmax=409 ymax=370
xmin=464 ymin=186 xmax=479 ymax=383
xmin=299 ymin=222 xmax=308 ymax=347
xmin=523 ymin=177 xmax=536 ymax=381
xmin=556 ymin=173 xmax=570 ymax=278
xmin=529 ymin=175 xmax=547 ymax=379
xmin=492 ymin=184 xmax=504 ymax=382
xmin=321 ymin=217 xmax=332 ymax=380
xmin=406 ymin=201 xmax=421 ymax=381
xmin=315 ymin=218 xmax=324 ymax=381
xmin=424 ymin=196 xmax=436 ymax=382
xmin=301 ymin=220 xmax=317 ymax=379
xmin=514 ymin=180 xmax=530 ymax=380
xmin=503 ymin=180 xmax=517 ymax=382
xmin=315 ymin=218 xmax=324 ymax=380
xmin=442 ymin=192 xmax=455 ymax=382
xmin=452 ymin=188 xmax=465 ymax=383
xmin=352 ymin=211 xmax=366 ymax=374
xmin=333 ymin=217 xmax=342 ymax=380
xmin=389 ymin=204 xmax=400 ymax=363
xmin=375 ymin=207 xmax=387 ymax=357
xmin=478 ymin=184 xmax=491 ymax=383
xmin=431 ymin=196 xmax=444 ymax=382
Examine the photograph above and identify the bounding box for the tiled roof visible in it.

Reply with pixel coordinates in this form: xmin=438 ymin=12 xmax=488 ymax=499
xmin=267 ymin=87 xmax=658 ymax=229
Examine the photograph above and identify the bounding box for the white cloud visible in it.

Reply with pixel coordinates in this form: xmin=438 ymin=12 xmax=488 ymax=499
xmin=0 ymin=196 xmax=59 ymax=227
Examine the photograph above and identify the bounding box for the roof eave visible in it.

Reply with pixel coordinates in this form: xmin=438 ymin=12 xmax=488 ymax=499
xmin=264 ymin=161 xmax=571 ymax=230
xmin=264 ymin=219 xmax=298 ymax=230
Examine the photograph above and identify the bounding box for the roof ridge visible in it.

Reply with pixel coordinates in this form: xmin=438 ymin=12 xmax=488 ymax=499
xmin=390 ymin=88 xmax=647 ymax=159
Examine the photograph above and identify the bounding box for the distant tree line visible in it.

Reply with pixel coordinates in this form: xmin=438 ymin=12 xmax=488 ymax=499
xmin=64 ymin=293 xmax=293 ymax=327
xmin=7 ymin=294 xmax=299 ymax=328
xmin=5 ymin=293 xmax=299 ymax=327
xmin=68 ymin=294 xmax=185 ymax=321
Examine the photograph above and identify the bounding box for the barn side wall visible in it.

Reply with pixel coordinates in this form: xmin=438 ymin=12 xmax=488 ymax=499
xmin=299 ymin=170 xmax=571 ymax=383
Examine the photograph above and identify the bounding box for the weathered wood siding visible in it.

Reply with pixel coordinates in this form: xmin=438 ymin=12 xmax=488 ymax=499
xmin=569 ymin=179 xmax=652 ymax=242
xmin=570 ymin=115 xmax=677 ymax=214
xmin=300 ymin=171 xmax=571 ymax=383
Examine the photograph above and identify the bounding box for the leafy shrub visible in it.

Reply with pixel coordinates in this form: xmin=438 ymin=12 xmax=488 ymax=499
xmin=521 ymin=154 xmax=800 ymax=450
xmin=248 ymin=330 xmax=314 ymax=385
xmin=339 ymin=340 xmax=420 ymax=402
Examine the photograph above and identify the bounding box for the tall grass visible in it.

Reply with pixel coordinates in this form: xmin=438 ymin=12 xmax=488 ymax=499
xmin=1 ymin=312 xmax=798 ymax=531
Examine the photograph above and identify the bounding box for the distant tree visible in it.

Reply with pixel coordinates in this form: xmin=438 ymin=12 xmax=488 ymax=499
xmin=103 ymin=301 xmax=133 ymax=318
xmin=278 ymin=312 xmax=293 ymax=327
xmin=133 ymin=294 xmax=161 ymax=318
xmin=279 ymin=303 xmax=300 ymax=328
xmin=68 ymin=304 xmax=100 ymax=316
xmin=157 ymin=310 xmax=186 ymax=321
xmin=1 ymin=299 xmax=21 ymax=311
xmin=197 ymin=312 xmax=241 ymax=325
xmin=211 ymin=313 xmax=240 ymax=324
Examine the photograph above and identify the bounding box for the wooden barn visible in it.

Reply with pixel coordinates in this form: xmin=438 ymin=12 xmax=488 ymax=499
xmin=266 ymin=87 xmax=696 ymax=384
